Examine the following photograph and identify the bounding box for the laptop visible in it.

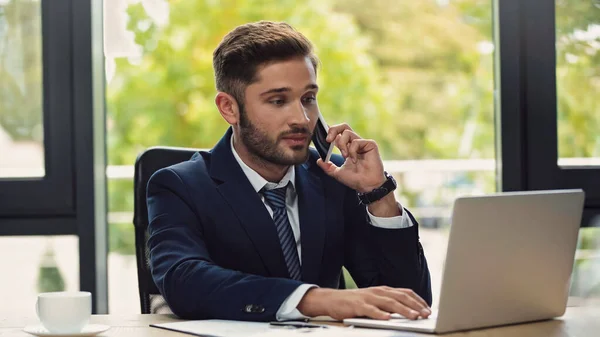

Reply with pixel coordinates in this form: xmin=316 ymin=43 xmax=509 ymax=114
xmin=344 ymin=189 xmax=585 ymax=334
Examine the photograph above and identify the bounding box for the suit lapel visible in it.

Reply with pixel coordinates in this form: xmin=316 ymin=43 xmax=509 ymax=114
xmin=295 ymin=163 xmax=327 ymax=284
xmin=209 ymin=129 xmax=290 ymax=278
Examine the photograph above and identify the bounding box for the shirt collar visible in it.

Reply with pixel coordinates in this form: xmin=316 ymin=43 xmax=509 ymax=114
xmin=230 ymin=134 xmax=296 ymax=192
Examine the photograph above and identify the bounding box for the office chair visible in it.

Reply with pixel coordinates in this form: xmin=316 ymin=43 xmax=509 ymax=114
xmin=133 ymin=146 xmax=198 ymax=314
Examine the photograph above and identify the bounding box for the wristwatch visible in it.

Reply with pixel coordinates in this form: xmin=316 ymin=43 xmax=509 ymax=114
xmin=357 ymin=171 xmax=397 ymax=205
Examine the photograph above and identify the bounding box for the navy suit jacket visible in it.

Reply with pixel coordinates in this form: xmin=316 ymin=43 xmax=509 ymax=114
xmin=146 ymin=128 xmax=432 ymax=321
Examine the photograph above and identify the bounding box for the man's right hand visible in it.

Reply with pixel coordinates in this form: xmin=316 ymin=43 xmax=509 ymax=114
xmin=297 ymin=286 xmax=431 ymax=321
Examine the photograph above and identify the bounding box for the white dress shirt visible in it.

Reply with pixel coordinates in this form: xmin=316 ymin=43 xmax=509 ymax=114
xmin=230 ymin=136 xmax=414 ymax=320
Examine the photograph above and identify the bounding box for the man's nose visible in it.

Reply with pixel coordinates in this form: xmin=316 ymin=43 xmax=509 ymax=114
xmin=289 ymin=101 xmax=311 ymax=125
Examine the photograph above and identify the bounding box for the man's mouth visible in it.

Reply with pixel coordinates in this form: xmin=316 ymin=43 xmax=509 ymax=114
xmin=281 ymin=133 xmax=310 ymax=146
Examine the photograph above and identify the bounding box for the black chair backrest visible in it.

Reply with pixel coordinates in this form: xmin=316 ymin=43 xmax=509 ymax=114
xmin=133 ymin=146 xmax=198 ymax=314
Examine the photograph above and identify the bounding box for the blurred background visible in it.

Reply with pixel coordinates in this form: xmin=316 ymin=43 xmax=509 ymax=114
xmin=0 ymin=0 xmax=598 ymax=316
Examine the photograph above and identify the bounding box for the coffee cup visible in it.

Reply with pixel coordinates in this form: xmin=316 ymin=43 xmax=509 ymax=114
xmin=36 ymin=291 xmax=92 ymax=334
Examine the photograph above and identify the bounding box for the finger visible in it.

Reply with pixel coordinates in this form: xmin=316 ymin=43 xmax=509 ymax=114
xmin=316 ymin=158 xmax=339 ymax=178
xmin=388 ymin=291 xmax=430 ymax=318
xmin=372 ymin=287 xmax=429 ymax=317
xmin=360 ymin=304 xmax=390 ymax=320
xmin=348 ymin=139 xmax=377 ymax=164
xmin=336 ymin=130 xmax=361 ymax=157
xmin=371 ymin=295 xmax=420 ymax=320
xmin=326 ymin=123 xmax=354 ymax=142
xmin=381 ymin=296 xmax=422 ymax=319
xmin=348 ymin=140 xmax=360 ymax=164
xmin=396 ymin=289 xmax=430 ymax=311
xmin=387 ymin=291 xmax=430 ymax=319
xmin=334 ymin=134 xmax=346 ymax=158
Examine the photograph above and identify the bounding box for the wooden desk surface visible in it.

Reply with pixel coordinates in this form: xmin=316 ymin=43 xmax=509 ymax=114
xmin=1 ymin=306 xmax=598 ymax=337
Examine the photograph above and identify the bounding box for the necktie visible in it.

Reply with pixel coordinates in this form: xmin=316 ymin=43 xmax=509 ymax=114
xmin=262 ymin=185 xmax=302 ymax=280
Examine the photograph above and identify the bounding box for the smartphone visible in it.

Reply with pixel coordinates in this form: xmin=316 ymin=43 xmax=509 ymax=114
xmin=269 ymin=321 xmax=328 ymax=329
xmin=312 ymin=113 xmax=335 ymax=163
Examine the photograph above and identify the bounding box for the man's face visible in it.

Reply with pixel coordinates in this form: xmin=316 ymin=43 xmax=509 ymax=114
xmin=238 ymin=56 xmax=319 ymax=166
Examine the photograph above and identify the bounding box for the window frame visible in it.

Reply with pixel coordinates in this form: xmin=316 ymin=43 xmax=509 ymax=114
xmin=495 ymin=0 xmax=600 ymax=227
xmin=0 ymin=0 xmax=108 ymax=313
xmin=0 ymin=0 xmax=75 ymax=217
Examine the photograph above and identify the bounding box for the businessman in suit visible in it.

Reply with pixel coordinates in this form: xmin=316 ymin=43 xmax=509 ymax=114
xmin=147 ymin=21 xmax=432 ymax=322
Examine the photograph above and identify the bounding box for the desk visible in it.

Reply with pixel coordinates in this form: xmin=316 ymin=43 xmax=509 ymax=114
xmin=1 ymin=306 xmax=598 ymax=337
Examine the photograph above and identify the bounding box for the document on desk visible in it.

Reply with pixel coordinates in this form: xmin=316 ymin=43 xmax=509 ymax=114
xmin=151 ymin=320 xmax=270 ymax=337
xmin=261 ymin=328 xmax=416 ymax=337
xmin=151 ymin=319 xmax=414 ymax=337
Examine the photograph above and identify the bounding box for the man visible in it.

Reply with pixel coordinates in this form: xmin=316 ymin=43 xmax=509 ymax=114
xmin=147 ymin=21 xmax=432 ymax=322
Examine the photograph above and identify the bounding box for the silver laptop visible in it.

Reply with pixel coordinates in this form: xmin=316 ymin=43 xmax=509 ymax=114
xmin=344 ymin=189 xmax=585 ymax=334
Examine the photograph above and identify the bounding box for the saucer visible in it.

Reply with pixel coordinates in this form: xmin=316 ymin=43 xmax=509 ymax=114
xmin=23 ymin=324 xmax=110 ymax=337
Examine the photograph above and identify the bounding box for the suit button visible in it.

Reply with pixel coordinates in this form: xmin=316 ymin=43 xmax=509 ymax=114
xmin=244 ymin=304 xmax=265 ymax=313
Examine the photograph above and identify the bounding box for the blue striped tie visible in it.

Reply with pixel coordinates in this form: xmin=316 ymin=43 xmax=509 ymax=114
xmin=262 ymin=185 xmax=302 ymax=280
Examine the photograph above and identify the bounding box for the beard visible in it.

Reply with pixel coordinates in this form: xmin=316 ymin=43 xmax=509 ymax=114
xmin=238 ymin=106 xmax=311 ymax=166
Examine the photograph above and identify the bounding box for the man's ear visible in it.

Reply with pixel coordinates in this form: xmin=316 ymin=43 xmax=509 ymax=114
xmin=215 ymin=92 xmax=241 ymax=125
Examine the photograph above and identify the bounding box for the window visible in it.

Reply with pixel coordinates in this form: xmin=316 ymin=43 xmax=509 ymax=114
xmin=0 ymin=0 xmax=108 ymax=314
xmin=0 ymin=0 xmax=75 ymax=217
xmin=0 ymin=0 xmax=45 ymax=178
xmin=0 ymin=236 xmax=79 ymax=318
xmin=104 ymin=0 xmax=496 ymax=311
xmin=500 ymin=0 xmax=600 ymax=226
xmin=556 ymin=0 xmax=600 ymax=164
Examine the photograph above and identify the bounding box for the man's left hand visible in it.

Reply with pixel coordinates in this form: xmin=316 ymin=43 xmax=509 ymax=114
xmin=316 ymin=123 xmax=386 ymax=193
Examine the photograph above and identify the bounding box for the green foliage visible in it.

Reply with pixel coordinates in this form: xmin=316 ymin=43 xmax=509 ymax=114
xmin=107 ymin=0 xmax=394 ymax=164
xmin=0 ymin=0 xmax=597 ymax=295
xmin=107 ymin=0 xmax=500 ymax=163
xmin=110 ymin=222 xmax=137 ymax=255
xmin=104 ymin=0 xmax=600 ymax=256
xmin=570 ymin=227 xmax=600 ymax=297
xmin=342 ymin=267 xmax=357 ymax=289
xmin=37 ymin=246 xmax=66 ymax=293
xmin=556 ymin=1 xmax=600 ymax=157
xmin=108 ymin=179 xmax=134 ymax=212
xmin=579 ymin=227 xmax=600 ymax=251
xmin=37 ymin=266 xmax=65 ymax=293
xmin=0 ymin=0 xmax=43 ymax=141
xmin=106 ymin=0 xmax=400 ymax=253
xmin=333 ymin=0 xmax=495 ymax=159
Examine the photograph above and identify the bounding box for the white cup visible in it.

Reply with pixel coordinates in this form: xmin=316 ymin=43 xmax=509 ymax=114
xmin=36 ymin=291 xmax=92 ymax=334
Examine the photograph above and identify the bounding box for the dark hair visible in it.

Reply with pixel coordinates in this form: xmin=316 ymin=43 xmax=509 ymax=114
xmin=213 ymin=21 xmax=319 ymax=106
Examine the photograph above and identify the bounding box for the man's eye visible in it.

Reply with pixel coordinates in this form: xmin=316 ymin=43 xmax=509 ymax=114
xmin=270 ymin=99 xmax=285 ymax=105
xmin=303 ymin=96 xmax=316 ymax=104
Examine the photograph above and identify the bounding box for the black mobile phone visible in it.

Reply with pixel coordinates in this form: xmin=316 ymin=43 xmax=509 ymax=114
xmin=269 ymin=321 xmax=328 ymax=329
xmin=312 ymin=113 xmax=334 ymax=162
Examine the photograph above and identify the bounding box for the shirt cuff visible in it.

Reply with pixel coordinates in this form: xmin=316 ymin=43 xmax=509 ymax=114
xmin=276 ymin=284 xmax=318 ymax=321
xmin=367 ymin=202 xmax=414 ymax=229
